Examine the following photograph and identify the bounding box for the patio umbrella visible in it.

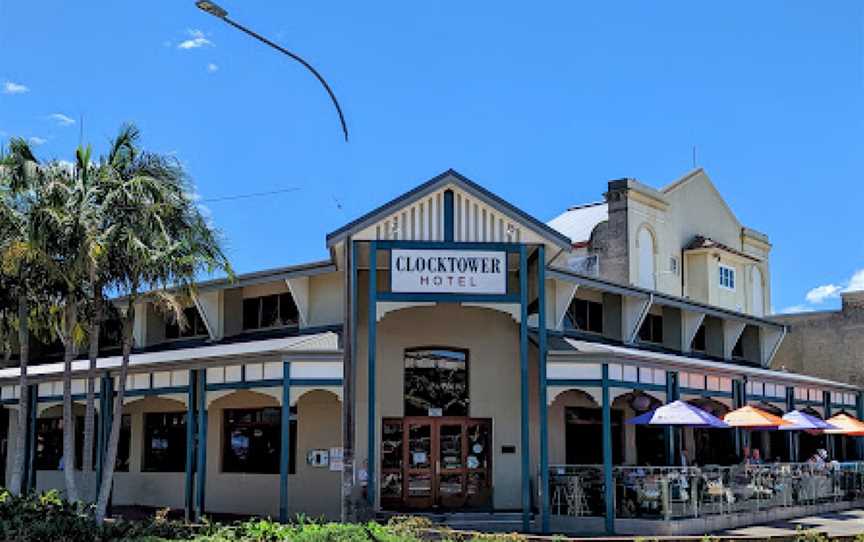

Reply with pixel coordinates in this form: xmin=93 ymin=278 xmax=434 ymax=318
xmin=627 ymin=400 xmax=729 ymax=428
xmin=723 ymin=405 xmax=793 ymax=430
xmin=779 ymin=410 xmax=836 ymax=432
xmin=824 ymin=413 xmax=864 ymax=436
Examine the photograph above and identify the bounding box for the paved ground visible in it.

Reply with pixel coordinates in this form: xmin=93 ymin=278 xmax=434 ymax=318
xmin=721 ymin=509 xmax=864 ymax=537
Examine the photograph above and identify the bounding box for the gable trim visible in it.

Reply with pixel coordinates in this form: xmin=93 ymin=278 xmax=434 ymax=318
xmin=325 ymin=169 xmax=572 ymax=249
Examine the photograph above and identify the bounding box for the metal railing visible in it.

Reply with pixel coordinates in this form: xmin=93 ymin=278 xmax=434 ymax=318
xmin=547 ymin=462 xmax=864 ymax=520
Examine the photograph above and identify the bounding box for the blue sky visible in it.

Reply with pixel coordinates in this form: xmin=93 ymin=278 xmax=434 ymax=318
xmin=1 ymin=1 xmax=862 ymax=314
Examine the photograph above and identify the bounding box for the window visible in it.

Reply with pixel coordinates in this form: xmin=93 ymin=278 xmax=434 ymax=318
xmin=144 ymin=412 xmax=187 ymax=472
xmin=242 ymin=293 xmax=299 ymax=330
xmin=165 ymin=306 xmax=207 ymax=339
xmin=404 ymin=349 xmax=469 ymax=416
xmin=692 ymin=325 xmax=706 ymax=352
xmin=565 ymin=298 xmax=603 ymax=334
xmin=719 ymin=265 xmax=736 ymax=290
xmin=637 ymin=227 xmax=656 ymax=289
xmin=35 ymin=418 xmax=63 ymax=470
xmin=638 ymin=314 xmax=664 ymax=344
xmin=751 ymin=266 xmax=764 ymax=317
xmin=223 ymin=407 xmax=296 ymax=474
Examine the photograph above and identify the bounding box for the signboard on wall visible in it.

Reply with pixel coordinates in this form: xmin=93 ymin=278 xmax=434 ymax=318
xmin=391 ymin=249 xmax=507 ymax=295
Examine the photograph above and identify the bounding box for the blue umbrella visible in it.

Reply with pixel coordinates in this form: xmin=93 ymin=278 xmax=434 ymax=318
xmin=780 ymin=410 xmax=836 ymax=432
xmin=628 ymin=400 xmax=729 ymax=429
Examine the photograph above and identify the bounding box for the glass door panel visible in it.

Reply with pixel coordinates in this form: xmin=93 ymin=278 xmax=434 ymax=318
xmin=437 ymin=422 xmax=466 ymax=508
xmin=465 ymin=420 xmax=492 ymax=508
xmin=380 ymin=420 xmax=404 ymax=506
xmin=404 ymin=421 xmax=434 ymax=508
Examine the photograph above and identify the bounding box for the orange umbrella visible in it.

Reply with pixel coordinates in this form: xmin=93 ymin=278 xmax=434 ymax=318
xmin=824 ymin=413 xmax=864 ymax=436
xmin=724 ymin=405 xmax=793 ymax=429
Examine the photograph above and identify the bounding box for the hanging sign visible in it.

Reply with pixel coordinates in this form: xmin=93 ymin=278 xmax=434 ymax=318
xmin=391 ymin=249 xmax=507 ymax=295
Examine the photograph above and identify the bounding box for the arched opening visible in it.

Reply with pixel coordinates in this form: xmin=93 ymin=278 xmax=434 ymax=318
xmin=749 ymin=402 xmax=787 ymax=462
xmin=613 ymin=392 xmax=665 ymax=466
xmin=799 ymin=407 xmax=827 ymax=461
xmin=686 ymin=398 xmax=734 ymax=465
xmin=637 ymin=227 xmax=656 ymax=290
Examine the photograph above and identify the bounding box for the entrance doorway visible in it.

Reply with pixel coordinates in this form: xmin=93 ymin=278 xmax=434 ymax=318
xmin=381 ymin=417 xmax=492 ymax=510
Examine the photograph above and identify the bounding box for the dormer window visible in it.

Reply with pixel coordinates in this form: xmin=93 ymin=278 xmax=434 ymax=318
xmin=242 ymin=293 xmax=299 ymax=331
xmin=638 ymin=313 xmax=664 ymax=344
xmin=565 ymin=298 xmax=603 ymax=334
xmin=719 ymin=265 xmax=736 ymax=290
xmin=165 ymin=306 xmax=207 ymax=339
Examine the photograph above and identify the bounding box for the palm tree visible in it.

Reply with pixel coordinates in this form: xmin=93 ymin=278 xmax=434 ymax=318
xmin=0 ymin=138 xmax=42 ymax=496
xmin=93 ymin=124 xmax=231 ymax=522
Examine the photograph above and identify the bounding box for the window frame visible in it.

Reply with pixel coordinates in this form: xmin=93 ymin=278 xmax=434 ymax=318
xmin=221 ymin=406 xmax=297 ymax=474
xmin=165 ymin=306 xmax=208 ymax=340
xmin=241 ymin=292 xmax=300 ymax=331
xmin=638 ymin=313 xmax=664 ymax=344
xmin=718 ymin=264 xmax=736 ymax=291
xmin=565 ymin=298 xmax=604 ymax=334
xmin=143 ymin=411 xmax=188 ymax=472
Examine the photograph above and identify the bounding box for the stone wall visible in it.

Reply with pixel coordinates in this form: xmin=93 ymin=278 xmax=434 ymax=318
xmin=771 ymin=291 xmax=864 ymax=386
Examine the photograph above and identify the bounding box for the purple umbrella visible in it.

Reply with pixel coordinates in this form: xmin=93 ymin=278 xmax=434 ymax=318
xmin=628 ymin=400 xmax=729 ymax=429
xmin=780 ymin=410 xmax=836 ymax=432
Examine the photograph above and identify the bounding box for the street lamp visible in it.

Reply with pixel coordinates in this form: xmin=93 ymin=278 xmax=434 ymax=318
xmin=195 ymin=0 xmax=349 ymax=142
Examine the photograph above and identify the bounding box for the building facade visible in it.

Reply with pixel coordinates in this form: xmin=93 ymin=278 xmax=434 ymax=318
xmin=0 ymin=169 xmax=860 ymax=534
xmin=772 ymin=291 xmax=864 ymax=387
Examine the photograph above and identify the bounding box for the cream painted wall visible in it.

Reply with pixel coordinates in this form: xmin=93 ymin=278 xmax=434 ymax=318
xmin=307 ymin=272 xmax=344 ymax=328
xmin=14 ymin=389 xmax=341 ymax=519
xmin=355 ymin=286 xmax=525 ymax=510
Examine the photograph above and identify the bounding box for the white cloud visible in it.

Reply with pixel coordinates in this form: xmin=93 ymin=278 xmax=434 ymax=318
xmin=48 ymin=113 xmax=75 ymax=126
xmin=28 ymin=136 xmax=47 ymax=146
xmin=178 ymin=29 xmax=213 ymax=50
xmin=207 ymin=63 xmax=219 ymax=73
xmin=845 ymin=269 xmax=864 ymax=293
xmin=805 ymin=284 xmax=841 ymax=304
xmin=780 ymin=304 xmax=813 ymax=314
xmin=3 ymin=81 xmax=29 ymax=94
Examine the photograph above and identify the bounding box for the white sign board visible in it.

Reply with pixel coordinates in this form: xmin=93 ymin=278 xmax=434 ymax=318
xmin=391 ymin=249 xmax=507 ymax=295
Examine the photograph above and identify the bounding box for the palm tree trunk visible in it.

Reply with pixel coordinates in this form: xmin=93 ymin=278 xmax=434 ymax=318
xmin=82 ymin=282 xmax=102 ymax=489
xmin=95 ymin=301 xmax=133 ymax=523
xmin=8 ymin=293 xmax=29 ymax=495
xmin=61 ymin=303 xmax=80 ymax=503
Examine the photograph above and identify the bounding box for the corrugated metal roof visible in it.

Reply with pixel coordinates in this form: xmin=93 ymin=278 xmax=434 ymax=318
xmin=547 ymin=202 xmax=607 ymax=243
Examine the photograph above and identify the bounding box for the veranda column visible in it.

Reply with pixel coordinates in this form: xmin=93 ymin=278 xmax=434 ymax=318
xmin=664 ymin=371 xmax=680 ymax=465
xmin=518 ymin=245 xmax=530 ymax=531
xmin=194 ymin=370 xmax=207 ymax=520
xmin=537 ymin=246 xmax=550 ymax=534
xmin=366 ymin=240 xmax=377 ymax=508
xmin=732 ymin=379 xmax=744 ymax=458
xmin=823 ymin=391 xmax=833 ymax=458
xmin=184 ymin=369 xmax=197 ymax=521
xmin=279 ymin=361 xmax=292 ymax=522
xmin=857 ymin=392 xmax=864 ymax=460
xmin=601 ymin=364 xmax=615 ymax=534
xmin=785 ymin=386 xmax=796 ymax=462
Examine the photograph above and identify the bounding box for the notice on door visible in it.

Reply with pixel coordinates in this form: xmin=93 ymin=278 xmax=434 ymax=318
xmin=391 ymin=249 xmax=507 ymax=295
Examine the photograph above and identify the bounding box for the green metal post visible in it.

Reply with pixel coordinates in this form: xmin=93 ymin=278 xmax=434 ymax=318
xmin=367 ymin=241 xmax=377 ymax=507
xmin=518 ymin=245 xmax=530 ymax=532
xmin=537 ymin=246 xmax=550 ymax=533
xmin=602 ymin=364 xmax=615 ymax=534
xmin=279 ymin=361 xmax=292 ymax=522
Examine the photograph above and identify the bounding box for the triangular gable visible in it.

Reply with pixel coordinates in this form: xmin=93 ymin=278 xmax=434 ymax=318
xmin=661 ymin=168 xmax=742 ymax=229
xmin=326 ymin=169 xmax=571 ymax=248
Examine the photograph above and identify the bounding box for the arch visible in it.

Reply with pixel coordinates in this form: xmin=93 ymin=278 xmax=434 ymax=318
xmin=290 ymin=387 xmax=342 ymax=407
xmin=686 ymin=397 xmax=731 ymax=417
xmin=636 ymin=224 xmax=657 ymax=289
xmin=611 ymin=390 xmax=663 ymax=413
xmin=548 ymin=387 xmax=600 ymax=408
xmin=753 ymin=401 xmax=783 ymax=416
xmin=751 ymin=266 xmax=765 ymax=317
xmin=209 ymin=389 xmax=281 ymax=410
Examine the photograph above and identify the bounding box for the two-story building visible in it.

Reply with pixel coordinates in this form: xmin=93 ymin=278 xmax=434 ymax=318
xmin=0 ymin=168 xmax=860 ymax=535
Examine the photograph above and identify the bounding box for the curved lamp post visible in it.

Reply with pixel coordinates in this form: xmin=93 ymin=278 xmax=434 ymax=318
xmin=196 ymin=0 xmax=349 ymax=142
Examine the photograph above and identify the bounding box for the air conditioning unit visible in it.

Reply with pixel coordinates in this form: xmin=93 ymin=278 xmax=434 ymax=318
xmin=567 ymin=255 xmax=599 ymax=277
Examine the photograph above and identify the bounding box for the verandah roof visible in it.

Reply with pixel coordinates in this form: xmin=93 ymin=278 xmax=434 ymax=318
xmin=548 ymin=337 xmax=859 ymax=393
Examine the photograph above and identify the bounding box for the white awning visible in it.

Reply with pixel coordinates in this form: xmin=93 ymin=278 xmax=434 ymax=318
xmin=0 ymin=332 xmax=341 ymax=382
xmin=549 ymin=337 xmax=858 ymax=392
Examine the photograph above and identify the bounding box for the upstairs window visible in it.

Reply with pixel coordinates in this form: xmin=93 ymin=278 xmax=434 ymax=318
xmin=565 ymin=298 xmax=603 ymax=334
xmin=719 ymin=265 xmax=736 ymax=290
xmin=243 ymin=293 xmax=299 ymax=330
xmin=165 ymin=306 xmax=207 ymax=339
xmin=638 ymin=314 xmax=664 ymax=344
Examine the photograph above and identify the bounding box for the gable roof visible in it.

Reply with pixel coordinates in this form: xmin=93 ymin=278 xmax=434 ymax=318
xmin=325 ymin=169 xmax=572 ymax=248
xmin=661 ymin=168 xmax=742 ymax=228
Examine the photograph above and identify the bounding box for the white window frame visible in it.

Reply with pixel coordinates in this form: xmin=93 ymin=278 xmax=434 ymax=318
xmin=719 ymin=264 xmax=736 ymax=291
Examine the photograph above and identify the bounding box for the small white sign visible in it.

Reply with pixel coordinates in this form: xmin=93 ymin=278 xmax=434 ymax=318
xmin=391 ymin=249 xmax=507 ymax=295
xmin=329 ymin=447 xmax=344 ymax=471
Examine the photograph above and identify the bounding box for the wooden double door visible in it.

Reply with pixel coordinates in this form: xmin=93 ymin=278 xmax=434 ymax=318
xmin=381 ymin=417 xmax=492 ymax=510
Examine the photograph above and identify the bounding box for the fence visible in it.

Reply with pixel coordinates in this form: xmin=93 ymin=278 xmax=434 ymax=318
xmin=547 ymin=462 xmax=864 ymax=520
